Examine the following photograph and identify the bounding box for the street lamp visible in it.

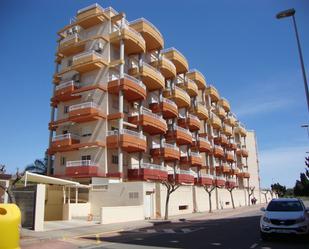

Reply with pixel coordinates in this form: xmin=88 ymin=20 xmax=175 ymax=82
xmin=276 ymin=9 xmax=309 ymax=114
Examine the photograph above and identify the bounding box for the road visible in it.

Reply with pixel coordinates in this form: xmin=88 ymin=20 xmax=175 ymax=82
xmin=78 ymin=205 xmax=309 ymax=249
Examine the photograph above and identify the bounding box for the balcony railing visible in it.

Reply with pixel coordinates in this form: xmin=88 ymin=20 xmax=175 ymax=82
xmin=162 ymin=97 xmax=177 ymax=108
xmin=190 ymin=152 xmax=201 ymax=157
xmin=175 ymin=125 xmax=191 ymax=136
xmin=188 ymin=114 xmax=199 ymax=122
xmin=199 ymin=137 xmax=210 ymax=144
xmin=52 ymin=133 xmax=80 ymax=141
xmin=161 ymin=56 xmax=176 ymax=69
xmin=141 ymin=107 xmax=164 ymax=121
xmin=72 ymin=50 xmax=103 ymax=63
xmin=107 ymin=129 xmax=146 ymax=140
xmin=174 ymin=169 xmax=195 ymax=176
xmin=55 ymin=80 xmax=78 ymax=91
xmin=129 ymin=18 xmax=163 ymax=38
xmin=142 ymin=62 xmax=165 ymax=83
xmin=189 ymin=69 xmax=206 ymax=81
xmin=109 ymin=73 xmax=146 ymax=90
xmin=162 ymin=47 xmax=186 ymax=59
xmin=77 ymin=3 xmax=104 ymax=14
xmin=200 ymin=174 xmax=213 ymax=179
xmin=132 ymin=162 xmax=166 ymax=171
xmin=69 ymin=102 xmax=99 ymax=112
xmin=60 ymin=33 xmax=83 ymax=46
xmin=215 ymin=176 xmax=226 ymax=181
xmin=174 ymin=85 xmax=188 ymax=96
xmin=66 ymin=160 xmax=97 ymax=167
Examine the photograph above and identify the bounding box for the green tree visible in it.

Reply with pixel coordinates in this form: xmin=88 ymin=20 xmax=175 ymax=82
xmin=271 ymin=182 xmax=286 ymax=197
xmin=24 ymin=158 xmax=47 ymax=175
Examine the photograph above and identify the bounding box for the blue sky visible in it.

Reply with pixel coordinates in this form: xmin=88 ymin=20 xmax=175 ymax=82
xmin=0 ymin=0 xmax=308 ymax=188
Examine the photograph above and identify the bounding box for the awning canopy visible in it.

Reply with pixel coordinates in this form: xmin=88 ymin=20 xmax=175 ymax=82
xmin=22 ymin=171 xmax=89 ymax=188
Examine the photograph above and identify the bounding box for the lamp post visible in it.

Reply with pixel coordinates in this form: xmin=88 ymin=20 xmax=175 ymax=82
xmin=276 ymin=9 xmax=309 ymax=114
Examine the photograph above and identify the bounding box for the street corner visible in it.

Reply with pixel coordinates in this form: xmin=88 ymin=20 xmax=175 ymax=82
xmin=21 ymin=239 xmax=78 ymax=249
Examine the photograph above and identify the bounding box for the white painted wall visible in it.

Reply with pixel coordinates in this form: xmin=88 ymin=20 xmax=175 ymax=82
xmin=100 ymin=205 xmax=144 ymax=224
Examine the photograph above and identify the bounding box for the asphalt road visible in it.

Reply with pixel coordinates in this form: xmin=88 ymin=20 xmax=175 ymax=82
xmin=81 ymin=204 xmax=309 ymax=249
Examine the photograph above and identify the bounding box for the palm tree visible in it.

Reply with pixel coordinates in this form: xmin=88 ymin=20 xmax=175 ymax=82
xmin=24 ymin=158 xmax=47 ymax=175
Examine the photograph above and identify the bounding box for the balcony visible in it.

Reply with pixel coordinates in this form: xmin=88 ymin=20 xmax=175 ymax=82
xmin=168 ymin=170 xmax=195 ymax=184
xmin=224 ymin=114 xmax=237 ymax=127
xmin=213 ymin=145 xmax=224 ymax=158
xmin=162 ymin=48 xmax=189 ymax=74
xmin=76 ymin=4 xmax=106 ymax=29
xmin=128 ymin=163 xmax=168 ymax=181
xmin=129 ymin=63 xmax=165 ymax=90
xmin=237 ymin=172 xmax=250 ymax=178
xmin=110 ymin=24 xmax=146 ymax=55
xmin=54 ymin=80 xmax=80 ymax=102
xmin=228 ymin=142 xmax=237 ymax=150
xmin=150 ymin=57 xmax=176 ymax=79
xmin=163 ymin=86 xmax=191 ymax=108
xmin=231 ymin=168 xmax=240 ymax=175
xmin=186 ymin=69 xmax=206 ymax=90
xmin=69 ymin=102 xmax=104 ymax=123
xmin=210 ymin=113 xmax=222 ymax=129
xmin=218 ymin=98 xmax=230 ymax=112
xmin=65 ymin=160 xmax=101 ymax=178
xmin=195 ymin=103 xmax=209 ymax=120
xmin=195 ymin=137 xmax=212 ymax=153
xmin=215 ymin=164 xmax=231 ymax=174
xmin=106 ymin=129 xmax=147 ymax=153
xmin=223 ymin=124 xmax=233 ymax=136
xmin=149 ymin=98 xmax=178 ymax=119
xmin=225 ymin=178 xmax=237 ymax=188
xmin=51 ymin=133 xmax=80 ymax=150
xmin=235 ymin=125 xmax=247 ymax=137
xmin=226 ymin=151 xmax=235 ymax=162
xmin=150 ymin=143 xmax=180 ymax=161
xmin=70 ymin=51 xmax=107 ymax=73
xmin=237 ymin=148 xmax=249 ymax=157
xmin=178 ymin=79 xmax=198 ymax=97
xmin=214 ymin=106 xmax=226 ymax=119
xmin=214 ymin=134 xmax=229 ymax=146
xmin=213 ymin=177 xmax=226 ymax=187
xmin=178 ymin=114 xmax=201 ymax=131
xmin=180 ymin=152 xmax=202 ymax=167
xmin=206 ymin=85 xmax=220 ymax=102
xmin=165 ymin=125 xmax=192 ymax=145
xmin=108 ymin=74 xmax=146 ymax=102
xmin=58 ymin=32 xmax=85 ymax=56
xmin=195 ymin=174 xmax=213 ymax=186
xmin=129 ymin=18 xmax=164 ymax=51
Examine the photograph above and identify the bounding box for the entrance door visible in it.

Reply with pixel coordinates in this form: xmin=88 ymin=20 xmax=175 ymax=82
xmin=144 ymin=193 xmax=153 ymax=219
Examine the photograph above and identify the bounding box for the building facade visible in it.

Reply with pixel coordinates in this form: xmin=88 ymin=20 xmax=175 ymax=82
xmin=48 ymin=3 xmax=262 ymax=219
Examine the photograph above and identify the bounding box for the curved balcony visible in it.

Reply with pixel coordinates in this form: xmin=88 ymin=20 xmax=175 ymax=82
xmin=213 ymin=177 xmax=226 ymax=187
xmin=128 ymin=107 xmax=167 ymax=135
xmin=76 ymin=4 xmax=106 ymax=29
xmin=128 ymin=163 xmax=168 ymax=181
xmin=215 ymin=164 xmax=231 ymax=174
xmin=214 ymin=106 xmax=226 ymax=119
xmin=195 ymin=137 xmax=212 ymax=153
xmin=129 ymin=18 xmax=164 ymax=51
xmin=186 ymin=69 xmax=206 ymax=90
xmin=206 ymin=85 xmax=220 ymax=102
xmin=150 ymin=143 xmax=180 ymax=161
xmin=68 ymin=102 xmax=105 ymax=123
xmin=235 ymin=125 xmax=247 ymax=137
xmin=106 ymin=129 xmax=147 ymax=153
xmin=162 ymin=48 xmax=189 ymax=74
xmin=228 ymin=142 xmax=237 ymax=150
xmin=214 ymin=134 xmax=229 ymax=146
xmin=218 ymin=98 xmax=230 ymax=112
xmin=129 ymin=63 xmax=165 ymax=90
xmin=180 ymin=152 xmax=202 ymax=167
xmin=226 ymin=151 xmax=235 ymax=162
xmin=223 ymin=124 xmax=233 ymax=136
xmin=165 ymin=125 xmax=192 ymax=145
xmin=58 ymin=32 xmax=85 ymax=57
xmin=231 ymin=168 xmax=240 ymax=175
xmin=225 ymin=178 xmax=237 ymax=188
xmin=195 ymin=174 xmax=213 ymax=186
xmin=213 ymin=145 xmax=224 ymax=158
xmin=178 ymin=114 xmax=201 ymax=131
xmin=65 ymin=160 xmax=101 ymax=178
xmin=149 ymin=98 xmax=178 ymax=119
xmin=237 ymin=148 xmax=249 ymax=157
xmin=110 ymin=25 xmax=146 ymax=55
xmin=209 ymin=113 xmax=222 ymax=129
xmin=108 ymin=74 xmax=146 ymax=102
xmin=224 ymin=114 xmax=237 ymax=127
xmin=195 ymin=103 xmax=209 ymax=120
xmin=68 ymin=51 xmax=107 ymax=74
xmin=51 ymin=133 xmax=80 ymax=151
xmin=179 ymin=79 xmax=198 ymax=97
xmin=163 ymin=86 xmax=191 ymax=108
xmin=54 ymin=80 xmax=80 ymax=102
xmin=168 ymin=170 xmax=195 ymax=184
xmin=150 ymin=57 xmax=176 ymax=79
xmin=237 ymin=172 xmax=250 ymax=178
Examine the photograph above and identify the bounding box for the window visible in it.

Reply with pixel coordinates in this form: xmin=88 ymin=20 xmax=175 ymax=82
xmin=81 ymin=155 xmax=91 ymax=161
xmin=91 ymin=184 xmax=108 ymax=191
xmin=61 ymin=157 xmax=66 ymax=166
xmin=62 ymin=130 xmax=68 ymax=134
xmin=129 ymin=192 xmax=139 ymax=199
xmin=67 ymin=58 xmax=73 ymax=67
xmin=112 ymin=96 xmax=119 ymax=109
xmin=64 ymin=106 xmax=69 ymax=114
xmin=179 ymin=205 xmax=188 ymax=210
xmin=82 ymin=126 xmax=92 ymax=137
xmin=111 ymin=127 xmax=118 ymax=131
xmin=112 ymin=155 xmax=118 ymax=164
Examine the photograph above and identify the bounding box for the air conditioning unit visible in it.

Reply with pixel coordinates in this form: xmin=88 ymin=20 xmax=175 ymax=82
xmin=95 ymin=42 xmax=104 ymax=52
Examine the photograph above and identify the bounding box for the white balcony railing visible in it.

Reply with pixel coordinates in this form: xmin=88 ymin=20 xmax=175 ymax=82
xmin=215 ymin=176 xmax=226 ymax=181
xmin=227 ymin=177 xmax=237 ymax=183
xmin=142 ymin=62 xmax=165 ymax=83
xmin=141 ymin=162 xmax=166 ymax=171
xmin=69 ymin=102 xmax=99 ymax=112
xmin=188 ymin=114 xmax=199 ymax=122
xmin=108 ymin=73 xmax=146 ymax=90
xmin=188 ymin=69 xmax=206 ymax=82
xmin=52 ymin=133 xmax=80 ymax=141
xmin=199 ymin=137 xmax=210 ymax=144
xmin=142 ymin=107 xmax=165 ymax=121
xmin=66 ymin=160 xmax=97 ymax=167
xmin=73 ymin=50 xmax=103 ymax=63
xmin=162 ymin=97 xmax=177 ymax=108
xmin=190 ymin=152 xmax=201 ymax=158
xmin=55 ymin=80 xmax=77 ymax=91
xmin=161 ymin=47 xmax=186 ymax=61
xmin=175 ymin=125 xmax=191 ymax=136
xmin=107 ymin=129 xmax=146 ymax=140
xmin=214 ymin=145 xmax=223 ymax=151
xmin=200 ymin=173 xmax=213 ymax=179
xmin=177 ymin=169 xmax=195 ymax=176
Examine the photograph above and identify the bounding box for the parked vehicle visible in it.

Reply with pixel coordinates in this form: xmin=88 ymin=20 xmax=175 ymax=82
xmin=260 ymin=198 xmax=309 ymax=240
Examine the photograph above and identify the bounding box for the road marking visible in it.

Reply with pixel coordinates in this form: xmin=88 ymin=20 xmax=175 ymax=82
xmin=134 ymin=238 xmax=144 ymax=240
xmin=95 ymin=234 xmax=101 ymax=244
xmin=163 ymin=229 xmax=176 ymax=233
xmin=181 ymin=228 xmax=192 ymax=233
xmin=170 ymin=240 xmax=179 ymax=243
xmin=250 ymin=243 xmax=258 ymax=248
xmin=146 ymin=229 xmax=156 ymax=233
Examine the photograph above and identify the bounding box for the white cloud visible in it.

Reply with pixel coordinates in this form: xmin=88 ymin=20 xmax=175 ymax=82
xmin=259 ymin=145 xmax=308 ymax=188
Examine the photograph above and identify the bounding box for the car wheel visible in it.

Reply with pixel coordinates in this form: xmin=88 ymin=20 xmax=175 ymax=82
xmin=260 ymin=231 xmax=270 ymax=241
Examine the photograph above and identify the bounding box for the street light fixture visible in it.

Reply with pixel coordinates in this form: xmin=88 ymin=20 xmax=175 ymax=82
xmin=276 ymin=8 xmax=309 ymax=114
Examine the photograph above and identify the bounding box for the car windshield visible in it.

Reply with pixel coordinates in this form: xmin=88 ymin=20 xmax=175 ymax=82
xmin=267 ymin=200 xmax=303 ymax=212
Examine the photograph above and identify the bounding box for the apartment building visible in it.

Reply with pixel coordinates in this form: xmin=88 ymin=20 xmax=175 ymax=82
xmin=48 ymin=3 xmax=261 ymax=219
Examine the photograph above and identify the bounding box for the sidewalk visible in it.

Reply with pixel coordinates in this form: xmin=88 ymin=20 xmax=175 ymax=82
xmin=21 ymin=203 xmax=263 ymax=248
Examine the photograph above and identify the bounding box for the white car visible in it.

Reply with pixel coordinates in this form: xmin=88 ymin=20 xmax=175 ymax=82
xmin=260 ymin=198 xmax=309 ymax=240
